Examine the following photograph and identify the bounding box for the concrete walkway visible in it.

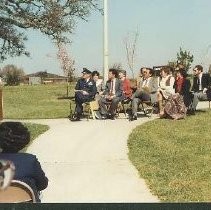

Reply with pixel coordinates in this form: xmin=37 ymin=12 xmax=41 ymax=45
xmin=24 ymin=115 xmax=159 ymax=203
xmin=17 ymin=101 xmax=210 ymax=202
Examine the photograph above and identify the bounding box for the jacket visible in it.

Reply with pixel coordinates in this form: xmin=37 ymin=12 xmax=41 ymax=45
xmin=191 ymin=73 xmax=210 ymax=92
xmin=103 ymin=79 xmax=123 ymax=98
xmin=75 ymin=78 xmax=97 ymax=99
xmin=0 ymin=153 xmax=48 ymax=202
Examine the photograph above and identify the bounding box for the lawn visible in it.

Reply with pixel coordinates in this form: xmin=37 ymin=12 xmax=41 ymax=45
xmin=2 ymin=83 xmax=75 ymax=119
xmin=128 ymin=110 xmax=211 ymax=202
xmin=21 ymin=123 xmax=49 ymax=152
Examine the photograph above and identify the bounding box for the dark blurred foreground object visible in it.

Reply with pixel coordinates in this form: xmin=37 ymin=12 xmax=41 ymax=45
xmin=0 ymin=160 xmax=15 ymax=190
xmin=0 ymin=122 xmax=48 ymax=202
xmin=0 ymin=179 xmax=36 ymax=203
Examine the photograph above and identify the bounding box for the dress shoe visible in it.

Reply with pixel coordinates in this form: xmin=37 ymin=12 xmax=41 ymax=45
xmin=129 ymin=115 xmax=137 ymax=121
xmin=133 ymin=115 xmax=137 ymax=120
xmin=101 ymin=115 xmax=107 ymax=120
xmin=109 ymin=115 xmax=115 ymax=120
xmin=128 ymin=114 xmax=133 ymax=121
xmin=94 ymin=111 xmax=102 ymax=119
xmin=187 ymin=109 xmax=195 ymax=115
xmin=70 ymin=115 xmax=81 ymax=122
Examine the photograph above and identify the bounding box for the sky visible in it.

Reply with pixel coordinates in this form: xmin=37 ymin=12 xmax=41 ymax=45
xmin=1 ymin=0 xmax=211 ymax=77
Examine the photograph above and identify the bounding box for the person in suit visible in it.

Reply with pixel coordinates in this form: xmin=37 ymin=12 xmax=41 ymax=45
xmin=130 ymin=67 xmax=158 ymax=121
xmin=98 ymin=68 xmax=123 ymax=120
xmin=191 ymin=65 xmax=210 ymax=113
xmin=71 ymin=68 xmax=97 ymax=121
xmin=0 ymin=122 xmax=48 ymax=202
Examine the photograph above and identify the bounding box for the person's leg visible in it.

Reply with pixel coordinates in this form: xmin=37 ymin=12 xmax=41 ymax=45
xmin=183 ymin=93 xmax=192 ymax=108
xmin=157 ymin=91 xmax=164 ymax=115
xmin=131 ymin=97 xmax=141 ymax=120
xmin=139 ymin=92 xmax=151 ymax=102
xmin=74 ymin=92 xmax=85 ymax=117
xmin=110 ymin=97 xmax=121 ymax=118
xmin=132 ymin=90 xmax=141 ymax=99
xmin=71 ymin=92 xmax=90 ymax=121
xmin=132 ymin=98 xmax=139 ymax=117
xmin=198 ymin=92 xmax=208 ymax=101
xmin=192 ymin=92 xmax=208 ymax=110
xmin=192 ymin=92 xmax=201 ymax=111
xmin=98 ymin=97 xmax=109 ymax=116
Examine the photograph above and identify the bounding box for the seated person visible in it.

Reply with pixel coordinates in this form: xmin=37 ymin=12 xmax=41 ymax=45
xmin=174 ymin=68 xmax=192 ymax=109
xmin=130 ymin=67 xmax=158 ymax=121
xmin=98 ymin=68 xmax=123 ymax=120
xmin=118 ymin=70 xmax=132 ymax=101
xmin=0 ymin=122 xmax=48 ymax=202
xmin=71 ymin=68 xmax=97 ymax=121
xmin=157 ymin=66 xmax=175 ymax=116
xmin=190 ymin=65 xmax=210 ymax=113
xmin=162 ymin=93 xmax=187 ymax=120
xmin=130 ymin=68 xmax=144 ymax=93
xmin=91 ymin=71 xmax=104 ymax=100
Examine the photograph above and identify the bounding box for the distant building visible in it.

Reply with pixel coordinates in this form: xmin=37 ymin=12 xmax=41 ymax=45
xmin=29 ymin=76 xmax=41 ymax=85
xmin=23 ymin=71 xmax=68 ymax=85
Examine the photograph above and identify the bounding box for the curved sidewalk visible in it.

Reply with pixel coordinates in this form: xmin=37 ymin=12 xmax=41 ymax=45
xmin=25 ymin=116 xmax=159 ymax=203
xmin=7 ymin=101 xmax=209 ymax=202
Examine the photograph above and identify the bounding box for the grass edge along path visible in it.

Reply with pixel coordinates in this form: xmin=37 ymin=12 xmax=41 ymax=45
xmin=22 ymin=123 xmax=49 ymax=152
xmin=128 ymin=110 xmax=211 ymax=202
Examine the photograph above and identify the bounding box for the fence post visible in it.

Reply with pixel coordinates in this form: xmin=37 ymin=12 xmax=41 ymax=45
xmin=0 ymin=88 xmax=3 ymax=120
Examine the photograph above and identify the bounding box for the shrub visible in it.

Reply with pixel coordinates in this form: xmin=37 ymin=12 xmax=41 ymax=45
xmin=0 ymin=64 xmax=25 ymax=86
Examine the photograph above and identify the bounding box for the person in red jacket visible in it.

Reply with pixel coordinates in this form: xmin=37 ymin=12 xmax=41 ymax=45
xmin=118 ymin=70 xmax=132 ymax=100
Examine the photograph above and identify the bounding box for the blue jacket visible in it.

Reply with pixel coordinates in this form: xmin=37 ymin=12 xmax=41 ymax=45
xmin=75 ymin=78 xmax=97 ymax=99
xmin=0 ymin=153 xmax=48 ymax=202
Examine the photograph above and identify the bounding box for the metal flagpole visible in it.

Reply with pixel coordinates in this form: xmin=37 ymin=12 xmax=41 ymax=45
xmin=103 ymin=0 xmax=109 ymax=84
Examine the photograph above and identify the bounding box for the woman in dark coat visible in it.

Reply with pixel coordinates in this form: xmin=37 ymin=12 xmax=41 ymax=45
xmin=0 ymin=122 xmax=48 ymax=202
xmin=174 ymin=69 xmax=192 ymax=108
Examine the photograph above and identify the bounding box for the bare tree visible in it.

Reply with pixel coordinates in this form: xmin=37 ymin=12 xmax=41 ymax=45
xmin=110 ymin=63 xmax=122 ymax=71
xmin=124 ymin=29 xmax=139 ymax=79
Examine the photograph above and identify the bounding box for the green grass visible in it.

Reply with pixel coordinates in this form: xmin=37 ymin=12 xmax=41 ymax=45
xmin=128 ymin=110 xmax=211 ymax=202
xmin=21 ymin=123 xmax=49 ymax=152
xmin=2 ymin=84 xmax=75 ymax=119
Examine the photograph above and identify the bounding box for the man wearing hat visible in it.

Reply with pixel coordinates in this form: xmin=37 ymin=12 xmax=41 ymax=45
xmin=71 ymin=68 xmax=97 ymax=121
